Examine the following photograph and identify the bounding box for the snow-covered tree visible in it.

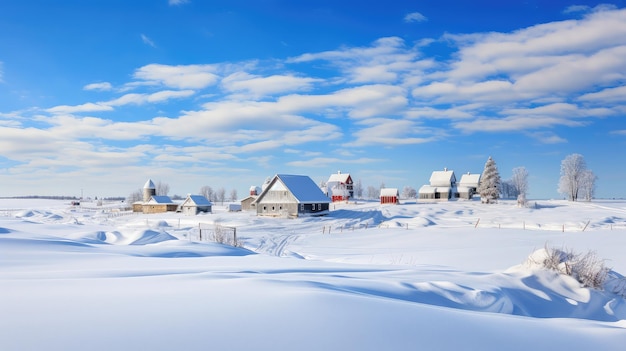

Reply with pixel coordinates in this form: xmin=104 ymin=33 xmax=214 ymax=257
xmin=478 ymin=156 xmax=501 ymax=204
xmin=230 ymin=188 xmax=238 ymax=202
xmin=558 ymin=154 xmax=595 ymax=202
xmin=579 ymin=169 xmax=597 ymax=202
xmin=401 ymin=186 xmax=417 ymax=199
xmin=511 ymin=167 xmax=529 ymax=206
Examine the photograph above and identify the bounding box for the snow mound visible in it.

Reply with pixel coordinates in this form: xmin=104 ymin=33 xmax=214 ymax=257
xmin=74 ymin=229 xmax=176 ymax=245
xmin=129 ymin=229 xmax=177 ymax=245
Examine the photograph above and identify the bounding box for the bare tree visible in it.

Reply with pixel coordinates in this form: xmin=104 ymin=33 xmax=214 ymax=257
xmin=558 ymin=154 xmax=593 ymax=201
xmin=200 ymin=186 xmax=214 ymax=201
xmin=366 ymin=185 xmax=378 ymax=199
xmin=401 ymin=186 xmax=417 ymax=199
xmin=354 ymin=179 xmax=363 ymax=199
xmin=126 ymin=189 xmax=142 ymax=204
xmin=155 ymin=181 xmax=170 ymax=196
xmin=230 ymin=188 xmax=238 ymax=202
xmin=216 ymin=187 xmax=226 ymax=205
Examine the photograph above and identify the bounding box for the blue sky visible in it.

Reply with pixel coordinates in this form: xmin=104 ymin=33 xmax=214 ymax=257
xmin=1 ymin=0 xmax=625 ymax=199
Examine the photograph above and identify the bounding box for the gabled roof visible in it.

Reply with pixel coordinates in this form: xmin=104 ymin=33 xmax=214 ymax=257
xmin=459 ymin=173 xmax=481 ymax=187
xmin=430 ymin=170 xmax=456 ymax=187
xmin=147 ymin=195 xmax=174 ymax=204
xmin=380 ymin=188 xmax=399 ymax=197
xmin=328 ymin=172 xmax=352 ymax=184
xmin=257 ymin=174 xmax=330 ymax=204
xmin=182 ymin=195 xmax=212 ymax=206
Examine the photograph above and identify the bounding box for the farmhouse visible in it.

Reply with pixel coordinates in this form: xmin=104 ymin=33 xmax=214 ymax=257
xmin=326 ymin=171 xmax=354 ymax=202
xmin=179 ymin=194 xmax=212 ymax=215
xmin=380 ymin=188 xmax=399 ymax=204
xmin=458 ymin=173 xmax=481 ymax=200
xmin=418 ymin=168 xmax=458 ymax=201
xmin=255 ymin=174 xmax=330 ymax=218
xmin=142 ymin=195 xmax=178 ymax=214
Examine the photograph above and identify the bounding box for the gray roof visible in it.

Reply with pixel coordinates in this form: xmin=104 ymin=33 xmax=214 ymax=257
xmin=143 ymin=179 xmax=156 ymax=189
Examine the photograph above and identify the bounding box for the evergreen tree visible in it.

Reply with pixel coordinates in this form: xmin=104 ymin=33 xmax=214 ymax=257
xmin=478 ymin=156 xmax=501 ymax=204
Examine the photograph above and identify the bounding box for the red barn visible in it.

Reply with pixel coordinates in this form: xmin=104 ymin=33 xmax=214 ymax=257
xmin=380 ymin=188 xmax=399 ymax=204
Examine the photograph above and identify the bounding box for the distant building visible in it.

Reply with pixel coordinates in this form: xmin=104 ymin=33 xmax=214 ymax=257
xmin=240 ymin=185 xmax=260 ymax=211
xmin=380 ymin=188 xmax=399 ymax=204
xmin=142 ymin=195 xmax=178 ymax=214
xmin=179 ymin=194 xmax=212 ymax=215
xmin=132 ymin=179 xmax=178 ymax=213
xmin=326 ymin=171 xmax=354 ymax=202
xmin=418 ymin=168 xmax=458 ymax=201
xmin=255 ymin=174 xmax=330 ymax=218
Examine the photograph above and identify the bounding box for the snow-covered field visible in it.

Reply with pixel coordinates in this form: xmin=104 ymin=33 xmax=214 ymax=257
xmin=2 ymin=198 xmax=626 ymax=350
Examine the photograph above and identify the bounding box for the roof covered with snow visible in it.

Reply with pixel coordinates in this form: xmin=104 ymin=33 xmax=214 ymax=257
xmin=459 ymin=173 xmax=481 ymax=187
xmin=380 ymin=188 xmax=399 ymax=197
xmin=260 ymin=174 xmax=330 ymax=204
xmin=328 ymin=171 xmax=352 ymax=184
xmin=430 ymin=170 xmax=456 ymax=187
xmin=143 ymin=179 xmax=155 ymax=189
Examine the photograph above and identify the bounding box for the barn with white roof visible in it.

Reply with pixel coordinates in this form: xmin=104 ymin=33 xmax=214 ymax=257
xmin=255 ymin=174 xmax=330 ymax=218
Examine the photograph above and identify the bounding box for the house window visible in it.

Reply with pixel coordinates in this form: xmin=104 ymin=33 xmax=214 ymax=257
xmin=300 ymin=204 xmax=304 ymax=211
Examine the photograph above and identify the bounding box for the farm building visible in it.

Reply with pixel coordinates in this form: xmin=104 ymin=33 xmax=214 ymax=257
xmin=179 ymin=194 xmax=212 ymax=215
xmin=458 ymin=173 xmax=481 ymax=200
xmin=326 ymin=171 xmax=354 ymax=202
xmin=418 ymin=168 xmax=458 ymax=201
xmin=255 ymin=174 xmax=330 ymax=218
xmin=380 ymin=188 xmax=399 ymax=204
xmin=142 ymin=196 xmax=178 ymax=214
xmin=240 ymin=185 xmax=260 ymax=211
xmin=240 ymin=195 xmax=257 ymax=211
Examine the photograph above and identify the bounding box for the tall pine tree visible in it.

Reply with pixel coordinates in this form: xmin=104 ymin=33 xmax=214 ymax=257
xmin=478 ymin=156 xmax=501 ymax=204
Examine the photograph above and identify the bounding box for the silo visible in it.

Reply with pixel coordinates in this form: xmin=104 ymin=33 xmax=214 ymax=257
xmin=143 ymin=179 xmax=156 ymax=202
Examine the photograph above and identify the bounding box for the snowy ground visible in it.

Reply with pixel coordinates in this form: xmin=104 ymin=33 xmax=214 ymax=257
xmin=2 ymin=198 xmax=626 ymax=350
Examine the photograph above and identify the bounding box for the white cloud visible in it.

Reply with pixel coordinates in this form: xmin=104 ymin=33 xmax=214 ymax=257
xmin=221 ymin=72 xmax=321 ymax=97
xmin=133 ymin=63 xmax=219 ymax=89
xmin=578 ymin=85 xmax=626 ymax=102
xmin=287 ymin=157 xmax=382 ymax=168
xmin=404 ymin=12 xmax=427 ymax=23
xmin=47 ymin=102 xmax=114 ymax=114
xmin=141 ymin=34 xmax=156 ymax=48
xmin=168 ymin=0 xmax=189 ymax=5
xmin=83 ymin=82 xmax=113 ymax=91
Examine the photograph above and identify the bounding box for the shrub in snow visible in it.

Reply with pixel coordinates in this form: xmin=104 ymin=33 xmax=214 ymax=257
xmin=211 ymin=224 xmax=241 ymax=247
xmin=527 ymin=245 xmax=611 ymax=290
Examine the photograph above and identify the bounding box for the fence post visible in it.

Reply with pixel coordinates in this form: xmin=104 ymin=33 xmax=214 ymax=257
xmin=199 ymin=222 xmax=202 ymax=241
xmin=233 ymin=227 xmax=237 ymax=245
xmin=474 ymin=218 xmax=480 ymax=228
xmin=582 ymin=220 xmax=590 ymax=232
